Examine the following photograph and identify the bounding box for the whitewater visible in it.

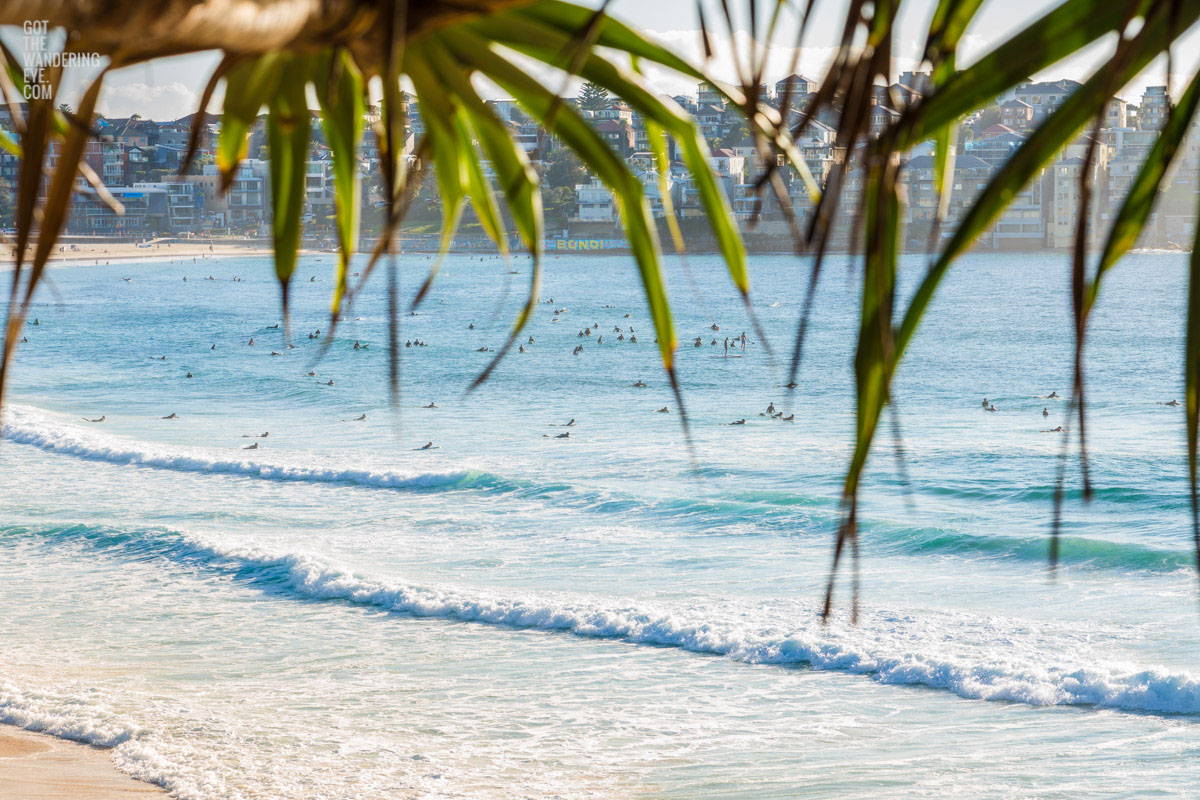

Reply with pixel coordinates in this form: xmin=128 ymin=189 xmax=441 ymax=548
xmin=2 ymin=251 xmax=1199 ymax=799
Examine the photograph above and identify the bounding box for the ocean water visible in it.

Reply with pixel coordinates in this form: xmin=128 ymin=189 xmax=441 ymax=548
xmin=1 ymin=249 xmax=1199 ymax=798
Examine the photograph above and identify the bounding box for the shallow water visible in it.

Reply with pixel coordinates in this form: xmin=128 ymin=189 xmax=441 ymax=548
xmin=2 ymin=250 xmax=1198 ymax=798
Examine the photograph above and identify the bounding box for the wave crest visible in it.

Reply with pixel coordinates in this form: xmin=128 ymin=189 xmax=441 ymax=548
xmin=14 ymin=522 xmax=1200 ymax=717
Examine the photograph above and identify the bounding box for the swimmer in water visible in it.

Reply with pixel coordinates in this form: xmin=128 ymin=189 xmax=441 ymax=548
xmin=161 ymin=413 xmax=178 ymax=419
xmin=424 ymin=402 xmax=437 ymax=408
xmin=656 ymin=407 xmax=670 ymax=413
xmin=632 ymin=380 xmax=646 ymax=387
xmin=354 ymin=414 xmax=367 ymax=421
xmin=1042 ymin=426 xmax=1064 ymax=433
xmin=243 ymin=442 xmax=258 ymax=450
xmin=729 ymin=419 xmax=745 ymax=425
xmin=982 ymin=398 xmax=989 ymax=409
xmin=555 ymin=432 xmax=570 ymax=439
xmin=1043 ymin=407 xmax=1049 ymax=417
xmin=186 ymin=372 xmax=193 ymax=378
xmin=83 ymin=415 xmax=106 ymax=423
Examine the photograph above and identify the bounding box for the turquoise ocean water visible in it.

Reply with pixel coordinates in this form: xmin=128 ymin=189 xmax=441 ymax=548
xmin=1 ymin=250 xmax=1199 ymax=798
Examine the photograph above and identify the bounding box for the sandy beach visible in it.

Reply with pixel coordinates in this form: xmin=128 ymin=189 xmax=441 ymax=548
xmin=7 ymin=240 xmax=280 ymax=267
xmin=52 ymin=241 xmax=278 ymax=264
xmin=0 ymin=727 xmax=165 ymax=799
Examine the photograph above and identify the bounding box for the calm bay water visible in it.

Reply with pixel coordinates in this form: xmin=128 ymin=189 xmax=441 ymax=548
xmin=1 ymin=249 xmax=1198 ymax=798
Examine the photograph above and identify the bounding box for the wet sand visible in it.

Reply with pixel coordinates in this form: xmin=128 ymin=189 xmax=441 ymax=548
xmin=0 ymin=727 xmax=165 ymax=799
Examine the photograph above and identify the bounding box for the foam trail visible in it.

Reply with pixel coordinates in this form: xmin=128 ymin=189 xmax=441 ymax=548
xmin=0 ymin=680 xmax=135 ymax=748
xmin=26 ymin=522 xmax=1200 ymax=717
xmin=1 ymin=405 xmax=495 ymax=492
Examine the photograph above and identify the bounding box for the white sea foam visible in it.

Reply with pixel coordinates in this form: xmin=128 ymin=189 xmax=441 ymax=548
xmin=0 ymin=680 xmax=224 ymax=799
xmin=1 ymin=405 xmax=484 ymax=491
xmin=0 ymin=680 xmax=135 ymax=748
xmin=72 ymin=524 xmax=1200 ymax=718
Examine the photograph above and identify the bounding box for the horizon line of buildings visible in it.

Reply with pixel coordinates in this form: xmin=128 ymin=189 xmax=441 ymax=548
xmin=1 ymin=74 xmax=1196 ymax=250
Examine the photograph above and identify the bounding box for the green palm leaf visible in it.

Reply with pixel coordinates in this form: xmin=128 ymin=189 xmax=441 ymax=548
xmin=266 ymin=56 xmax=311 ymax=322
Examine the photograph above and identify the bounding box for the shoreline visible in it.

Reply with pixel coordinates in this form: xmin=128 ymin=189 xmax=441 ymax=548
xmin=0 ymin=725 xmax=166 ymax=799
xmin=6 ymin=241 xmax=1190 ymax=268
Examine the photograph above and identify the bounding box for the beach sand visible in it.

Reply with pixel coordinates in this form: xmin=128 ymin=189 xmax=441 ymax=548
xmin=0 ymin=727 xmax=165 ymax=799
xmin=3 ymin=240 xmax=284 ymax=268
xmin=44 ymin=241 xmax=278 ymax=264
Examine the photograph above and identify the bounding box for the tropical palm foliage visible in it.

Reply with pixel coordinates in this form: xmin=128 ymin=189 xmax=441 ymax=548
xmin=1 ymin=0 xmax=1199 ymax=616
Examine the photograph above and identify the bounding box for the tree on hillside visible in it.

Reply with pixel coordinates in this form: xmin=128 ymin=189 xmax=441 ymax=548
xmin=713 ymin=118 xmax=751 ymax=151
xmin=543 ymin=149 xmax=586 ymax=189
xmin=542 ymin=186 xmax=577 ymax=232
xmin=578 ymin=81 xmax=611 ymax=111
